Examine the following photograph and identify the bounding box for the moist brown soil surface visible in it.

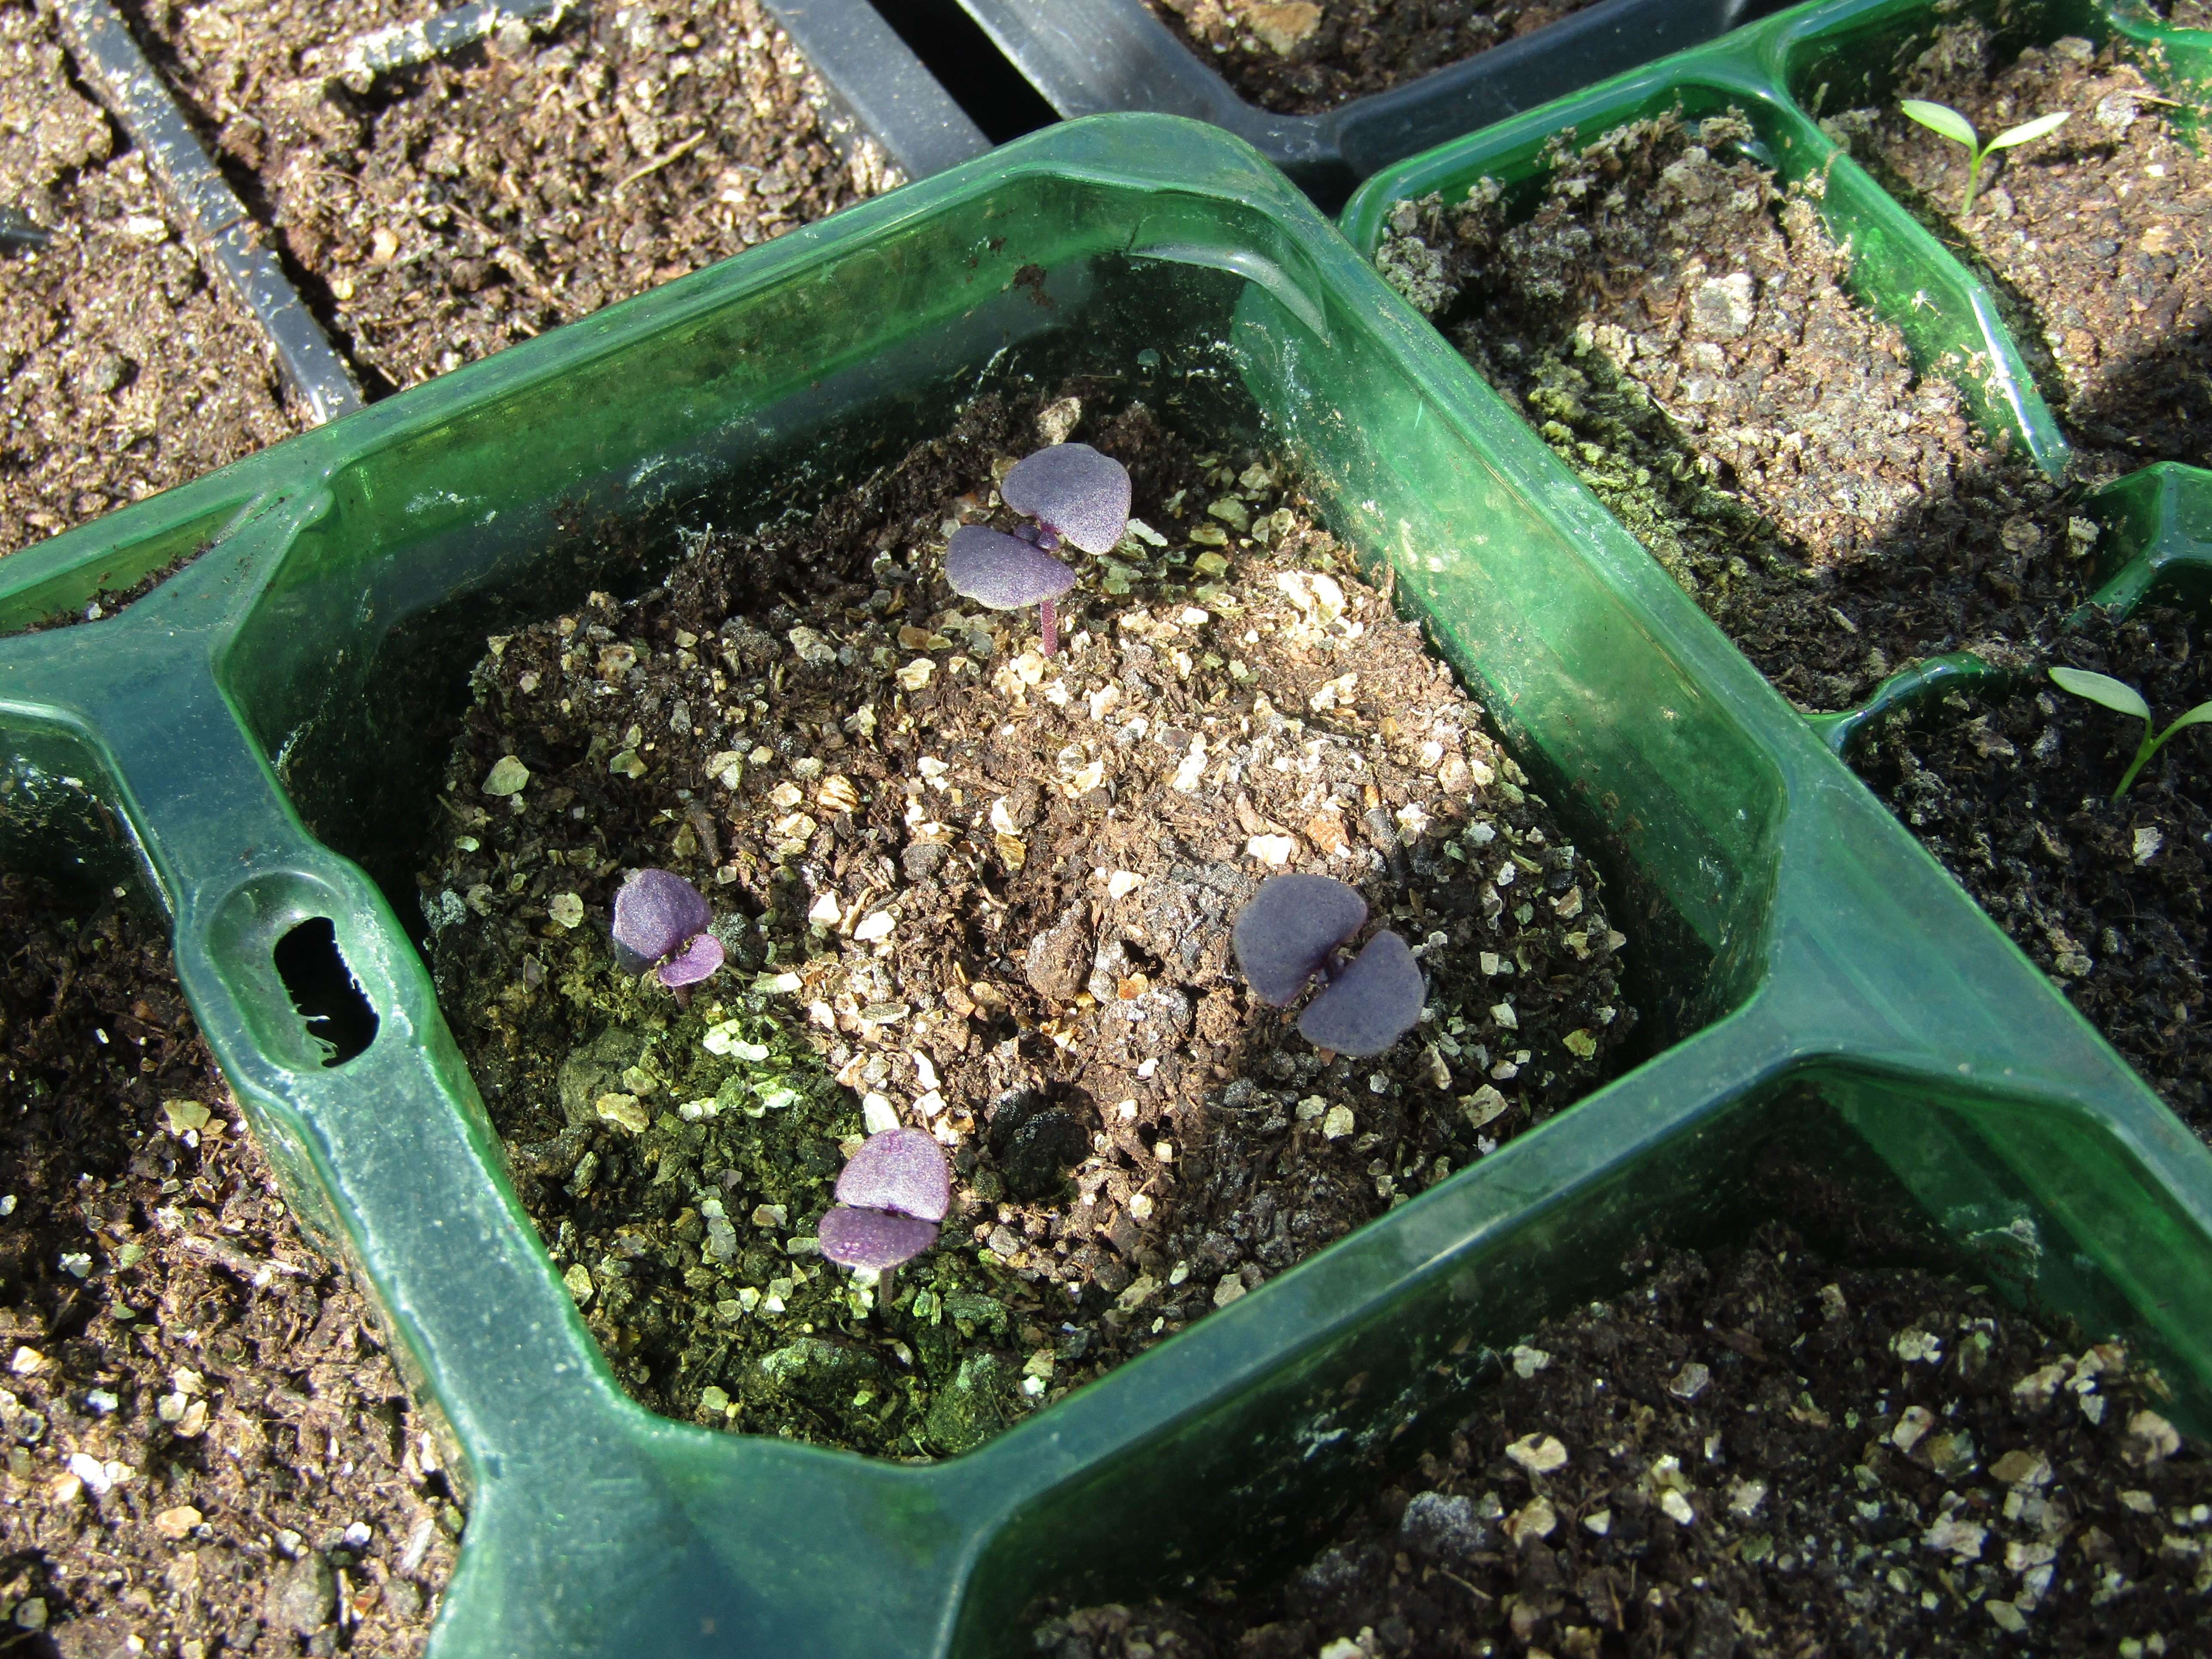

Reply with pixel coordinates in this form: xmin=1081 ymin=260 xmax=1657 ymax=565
xmin=1138 ymin=0 xmax=1594 ymax=116
xmin=1033 ymin=1214 xmax=2212 ymax=1657
xmin=1847 ymin=26 xmax=2212 ymax=473
xmin=0 ymin=874 xmax=461 ymax=1657
xmin=1374 ymin=94 xmax=2211 ymax=1131
xmin=415 ymin=384 xmax=1634 ymax=1457
xmin=0 ymin=0 xmax=872 ymax=559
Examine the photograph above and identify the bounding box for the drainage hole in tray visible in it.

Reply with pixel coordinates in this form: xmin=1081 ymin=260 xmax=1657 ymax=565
xmin=273 ymin=916 xmax=380 ymax=1066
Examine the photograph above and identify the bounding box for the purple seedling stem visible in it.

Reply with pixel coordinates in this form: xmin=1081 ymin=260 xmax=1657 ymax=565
xmin=820 ymin=1127 xmax=951 ymax=1271
xmin=943 ymin=443 xmax=1132 ymax=659
xmin=946 ymin=524 xmax=1078 ymax=657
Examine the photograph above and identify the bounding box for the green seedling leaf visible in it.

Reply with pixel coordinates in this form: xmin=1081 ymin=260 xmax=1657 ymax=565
xmin=1987 ymin=110 xmax=2071 ymax=150
xmin=2050 ymin=668 xmax=2212 ymax=798
xmin=1899 ymin=99 xmax=2069 ymax=216
xmin=1900 ymin=99 xmax=1977 ymax=147
xmin=2049 ymin=666 xmax=2150 ymax=722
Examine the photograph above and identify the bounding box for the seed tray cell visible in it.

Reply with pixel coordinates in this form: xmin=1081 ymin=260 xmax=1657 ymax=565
xmin=1342 ymin=0 xmax=2212 ymax=748
xmin=2 ymin=103 xmax=2209 ymax=1659
xmin=952 ymin=0 xmax=1787 ymax=206
xmin=1332 ymin=0 xmax=2212 ymax=1424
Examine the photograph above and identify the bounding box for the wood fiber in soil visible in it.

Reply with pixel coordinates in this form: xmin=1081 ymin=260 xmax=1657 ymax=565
xmin=1860 ymin=607 xmax=2212 ymax=1136
xmin=1376 ymin=110 xmax=2088 ymax=718
xmin=0 ymin=1 xmax=306 ymax=558
xmin=1034 ymin=1213 xmax=2212 ymax=1656
xmin=1847 ymin=25 xmax=2212 ymax=473
xmin=117 ymin=0 xmax=879 ymax=398
xmin=0 ymin=875 xmax=458 ymax=1657
xmin=1138 ymin=0 xmax=1593 ymax=115
xmin=417 ymin=386 xmax=1635 ymax=1458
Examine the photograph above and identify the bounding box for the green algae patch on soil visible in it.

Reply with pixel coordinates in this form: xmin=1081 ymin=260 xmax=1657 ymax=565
xmin=416 ymin=385 xmax=1638 ymax=1461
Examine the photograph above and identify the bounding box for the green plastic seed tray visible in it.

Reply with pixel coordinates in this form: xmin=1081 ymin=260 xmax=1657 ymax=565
xmin=1341 ymin=0 xmax=2212 ymax=758
xmin=4 ymin=107 xmax=2211 ymax=1658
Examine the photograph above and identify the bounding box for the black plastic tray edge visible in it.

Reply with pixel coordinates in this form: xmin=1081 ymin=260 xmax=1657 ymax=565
xmin=952 ymin=0 xmax=1785 ymax=206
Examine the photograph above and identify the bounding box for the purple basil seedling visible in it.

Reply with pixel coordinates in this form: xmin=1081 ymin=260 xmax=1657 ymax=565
xmin=946 ymin=525 xmax=1078 ymax=657
xmin=820 ymin=1127 xmax=951 ymax=1271
xmin=945 ymin=443 xmax=1131 ymax=658
xmin=1002 ymin=442 xmax=1131 ymax=556
xmin=1233 ymin=874 xmax=1423 ymax=1056
xmin=610 ymin=868 xmax=725 ymax=990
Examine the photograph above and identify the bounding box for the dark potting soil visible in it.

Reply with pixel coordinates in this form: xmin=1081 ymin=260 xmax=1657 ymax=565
xmin=118 ymin=0 xmax=878 ymax=401
xmin=0 ymin=0 xmax=874 ymax=562
xmin=415 ymin=384 xmax=1636 ymax=1459
xmin=1375 ymin=109 xmax=2089 ymax=719
xmin=1035 ymin=1215 xmax=2212 ymax=1657
xmin=1843 ymin=25 xmax=2212 ymax=473
xmin=1137 ymin=0 xmax=1595 ymax=116
xmin=0 ymin=1 xmax=307 ymax=559
xmin=0 ymin=874 xmax=457 ymax=1657
xmin=1860 ymin=606 xmax=2212 ymax=1137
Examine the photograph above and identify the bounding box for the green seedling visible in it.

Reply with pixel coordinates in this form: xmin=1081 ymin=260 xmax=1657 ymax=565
xmin=1898 ymin=100 xmax=2071 ymax=217
xmin=2048 ymin=666 xmax=2212 ymax=799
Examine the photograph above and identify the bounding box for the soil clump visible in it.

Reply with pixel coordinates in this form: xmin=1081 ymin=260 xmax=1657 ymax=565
xmin=416 ymin=383 xmax=1635 ymax=1458
xmin=0 ymin=873 xmax=459 ymax=1656
xmin=1139 ymin=0 xmax=1593 ymax=115
xmin=1034 ymin=1214 xmax=2212 ymax=1656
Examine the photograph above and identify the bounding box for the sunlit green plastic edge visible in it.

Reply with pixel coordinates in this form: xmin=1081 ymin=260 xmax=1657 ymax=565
xmin=2 ymin=108 xmax=2210 ymax=1657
